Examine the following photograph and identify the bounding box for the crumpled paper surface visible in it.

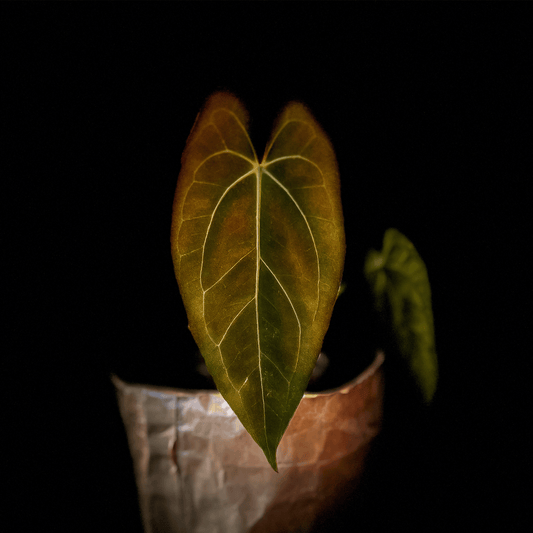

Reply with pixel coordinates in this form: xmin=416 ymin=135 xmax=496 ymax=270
xmin=112 ymin=351 xmax=384 ymax=533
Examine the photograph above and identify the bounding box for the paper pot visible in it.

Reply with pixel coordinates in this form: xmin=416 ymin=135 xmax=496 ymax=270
xmin=112 ymin=350 xmax=384 ymax=533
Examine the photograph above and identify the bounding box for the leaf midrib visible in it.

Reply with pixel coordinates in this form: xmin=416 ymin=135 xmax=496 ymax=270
xmin=254 ymin=163 xmax=269 ymax=456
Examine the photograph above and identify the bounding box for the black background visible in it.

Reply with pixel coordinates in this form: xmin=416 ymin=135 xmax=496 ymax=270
xmin=4 ymin=6 xmax=531 ymax=533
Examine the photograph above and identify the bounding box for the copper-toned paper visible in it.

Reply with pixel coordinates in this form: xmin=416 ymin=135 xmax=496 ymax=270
xmin=112 ymin=351 xmax=384 ymax=533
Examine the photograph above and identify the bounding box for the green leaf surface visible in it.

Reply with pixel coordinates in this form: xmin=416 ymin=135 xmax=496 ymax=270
xmin=364 ymin=228 xmax=438 ymax=404
xmin=171 ymin=92 xmax=345 ymax=470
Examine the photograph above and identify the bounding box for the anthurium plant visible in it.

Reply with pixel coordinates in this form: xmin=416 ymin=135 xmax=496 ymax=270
xmin=171 ymin=92 xmax=437 ymax=471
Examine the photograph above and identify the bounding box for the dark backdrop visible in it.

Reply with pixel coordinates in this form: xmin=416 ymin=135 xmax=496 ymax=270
xmin=5 ymin=6 xmax=530 ymax=533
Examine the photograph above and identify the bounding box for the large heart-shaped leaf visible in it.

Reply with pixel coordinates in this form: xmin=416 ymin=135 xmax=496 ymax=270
xmin=171 ymin=92 xmax=345 ymax=470
xmin=364 ymin=228 xmax=438 ymax=404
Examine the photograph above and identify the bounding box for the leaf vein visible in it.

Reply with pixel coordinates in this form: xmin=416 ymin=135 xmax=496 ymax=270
xmin=261 ymin=259 xmax=302 ymax=372
xmin=261 ymin=352 xmax=290 ymax=384
xmin=262 ymin=170 xmax=321 ymax=321
xmin=263 ymin=119 xmax=316 ymax=163
xmin=215 ymin=297 xmax=255 ymax=348
xmin=203 ymin=248 xmax=255 ymax=293
xmin=193 ymin=150 xmax=256 ymax=180
xmin=209 ymin=108 xmax=258 ymax=162
xmin=200 ymin=167 xmax=258 ymax=295
xmin=264 ymin=155 xmax=324 ymax=182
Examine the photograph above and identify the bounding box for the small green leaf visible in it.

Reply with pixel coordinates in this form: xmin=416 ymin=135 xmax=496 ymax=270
xmin=364 ymin=228 xmax=438 ymax=403
xmin=171 ymin=92 xmax=345 ymax=470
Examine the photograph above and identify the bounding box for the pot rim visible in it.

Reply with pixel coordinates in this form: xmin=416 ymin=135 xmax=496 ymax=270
xmin=111 ymin=350 xmax=384 ymax=399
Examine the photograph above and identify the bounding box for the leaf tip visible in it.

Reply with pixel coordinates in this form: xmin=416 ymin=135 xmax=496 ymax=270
xmin=264 ymin=449 xmax=279 ymax=472
xmin=419 ymin=353 xmax=438 ymax=405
